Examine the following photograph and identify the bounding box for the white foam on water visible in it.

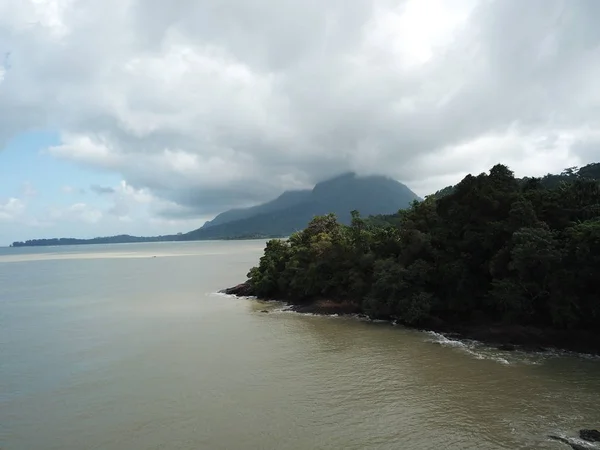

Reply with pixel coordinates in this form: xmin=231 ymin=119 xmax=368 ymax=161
xmin=425 ymin=331 xmax=511 ymax=365
xmin=269 ymin=308 xmax=318 ymax=317
xmin=545 ymin=348 xmax=600 ymax=361
xmin=549 ymin=434 xmax=600 ymax=450
xmin=425 ymin=331 xmax=470 ymax=348
xmin=424 ymin=330 xmax=600 ymax=366
xmin=215 ymin=292 xmax=600 ymax=364
xmin=267 ymin=307 xmax=352 ymax=319
xmin=210 ymin=291 xmax=233 ymax=298
xmin=262 ymin=304 xmax=295 ymax=314
xmin=470 ymin=351 xmax=511 ymax=365
xmin=209 ymin=291 xmax=257 ymax=300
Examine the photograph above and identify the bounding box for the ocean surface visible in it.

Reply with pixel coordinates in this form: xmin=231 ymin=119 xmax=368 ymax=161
xmin=1 ymin=241 xmax=599 ymax=450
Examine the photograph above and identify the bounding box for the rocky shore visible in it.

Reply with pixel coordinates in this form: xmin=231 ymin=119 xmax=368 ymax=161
xmin=549 ymin=429 xmax=600 ymax=450
xmin=221 ymin=282 xmax=600 ymax=356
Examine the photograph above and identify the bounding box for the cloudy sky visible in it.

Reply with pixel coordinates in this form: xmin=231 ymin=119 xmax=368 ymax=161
xmin=1 ymin=0 xmax=599 ymax=245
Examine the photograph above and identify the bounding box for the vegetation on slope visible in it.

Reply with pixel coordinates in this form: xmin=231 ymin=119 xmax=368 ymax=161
xmin=201 ymin=189 xmax=311 ymax=229
xmin=245 ymin=163 xmax=600 ymax=341
xmin=184 ymin=173 xmax=420 ymax=239
xmin=11 ymin=172 xmax=419 ymax=247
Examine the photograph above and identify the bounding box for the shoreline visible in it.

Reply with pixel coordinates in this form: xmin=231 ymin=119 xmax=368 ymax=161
xmin=222 ymin=283 xmax=600 ymax=356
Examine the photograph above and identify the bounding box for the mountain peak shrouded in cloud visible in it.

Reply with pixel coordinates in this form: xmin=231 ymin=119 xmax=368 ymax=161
xmin=2 ymin=0 xmax=600 ymax=243
xmin=183 ymin=172 xmax=421 ymax=239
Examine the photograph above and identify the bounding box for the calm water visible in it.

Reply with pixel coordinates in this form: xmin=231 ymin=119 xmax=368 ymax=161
xmin=1 ymin=241 xmax=599 ymax=450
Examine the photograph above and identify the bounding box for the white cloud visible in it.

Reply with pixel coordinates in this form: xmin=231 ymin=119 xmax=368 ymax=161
xmin=0 ymin=0 xmax=75 ymax=38
xmin=61 ymin=185 xmax=86 ymax=195
xmin=116 ymin=181 xmax=153 ymax=204
xmin=0 ymin=198 xmax=25 ymax=221
xmin=364 ymin=0 xmax=476 ymax=68
xmin=48 ymin=134 xmax=121 ymax=170
xmin=84 ymin=178 xmax=204 ymax=227
xmin=1 ymin=0 xmax=600 ymax=218
xmin=21 ymin=181 xmax=37 ymax=198
xmin=106 ymin=180 xmax=152 ymax=219
xmin=49 ymin=202 xmax=103 ymax=224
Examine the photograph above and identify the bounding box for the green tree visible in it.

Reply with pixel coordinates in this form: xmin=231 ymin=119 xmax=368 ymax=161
xmin=245 ymin=162 xmax=600 ymax=337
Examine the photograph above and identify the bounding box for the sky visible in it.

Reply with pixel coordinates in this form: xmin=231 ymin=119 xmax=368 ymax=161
xmin=1 ymin=0 xmax=599 ymax=245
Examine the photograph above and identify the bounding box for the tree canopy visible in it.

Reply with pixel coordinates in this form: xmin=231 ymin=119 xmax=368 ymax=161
xmin=247 ymin=163 xmax=600 ymax=331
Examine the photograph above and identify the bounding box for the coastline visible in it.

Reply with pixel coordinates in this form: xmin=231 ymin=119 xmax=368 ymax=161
xmin=10 ymin=234 xmax=280 ymax=248
xmin=222 ymin=283 xmax=600 ymax=356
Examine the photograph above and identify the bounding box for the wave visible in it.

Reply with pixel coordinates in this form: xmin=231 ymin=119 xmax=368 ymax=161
xmin=268 ymin=307 xmax=338 ymax=318
xmin=425 ymin=331 xmax=600 ymax=365
xmin=209 ymin=291 xmax=257 ymax=299
xmin=548 ymin=433 xmax=600 ymax=450
xmin=425 ymin=331 xmax=511 ymax=365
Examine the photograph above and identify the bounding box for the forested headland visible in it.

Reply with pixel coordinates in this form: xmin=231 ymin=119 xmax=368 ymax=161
xmin=228 ymin=163 xmax=600 ymax=353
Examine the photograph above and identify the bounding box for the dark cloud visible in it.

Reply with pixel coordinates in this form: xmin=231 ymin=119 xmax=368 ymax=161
xmin=569 ymin=140 xmax=600 ymax=163
xmin=155 ymin=204 xmax=208 ymax=221
xmin=2 ymin=0 xmax=600 ymax=220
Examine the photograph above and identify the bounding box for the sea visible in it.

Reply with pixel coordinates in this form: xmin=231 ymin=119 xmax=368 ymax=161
xmin=1 ymin=241 xmax=599 ymax=449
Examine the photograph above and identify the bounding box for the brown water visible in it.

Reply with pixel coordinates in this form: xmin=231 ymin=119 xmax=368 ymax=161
xmin=1 ymin=241 xmax=599 ymax=450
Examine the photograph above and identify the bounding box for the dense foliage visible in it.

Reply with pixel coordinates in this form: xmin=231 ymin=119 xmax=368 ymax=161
xmin=247 ymin=163 xmax=600 ymax=331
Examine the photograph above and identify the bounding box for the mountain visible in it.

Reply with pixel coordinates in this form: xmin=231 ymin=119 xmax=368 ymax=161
xmin=202 ymin=189 xmax=311 ymax=228
xmin=12 ymin=164 xmax=600 ymax=247
xmin=182 ymin=172 xmax=421 ymax=240
xmin=10 ymin=172 xmax=420 ymax=247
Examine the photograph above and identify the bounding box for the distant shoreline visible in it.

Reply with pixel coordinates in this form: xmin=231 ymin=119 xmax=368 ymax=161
xmin=10 ymin=234 xmax=285 ymax=248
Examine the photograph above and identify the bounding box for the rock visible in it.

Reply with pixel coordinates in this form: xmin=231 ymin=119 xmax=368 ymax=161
xmin=580 ymin=430 xmax=600 ymax=442
xmin=221 ymin=282 xmax=254 ymax=297
xmin=260 ymin=310 xmax=269 ymax=313
xmin=498 ymin=344 xmax=516 ymax=351
xmin=548 ymin=435 xmax=590 ymax=450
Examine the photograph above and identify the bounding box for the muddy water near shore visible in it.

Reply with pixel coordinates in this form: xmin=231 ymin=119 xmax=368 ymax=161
xmin=1 ymin=241 xmax=599 ymax=449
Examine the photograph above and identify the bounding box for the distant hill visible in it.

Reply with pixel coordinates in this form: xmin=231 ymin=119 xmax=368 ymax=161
xmin=10 ymin=234 xmax=179 ymax=247
xmin=181 ymin=173 xmax=421 ymax=240
xmin=11 ymin=172 xmax=420 ymax=247
xmin=202 ymin=189 xmax=311 ymax=228
xmin=20 ymin=163 xmax=600 ymax=248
